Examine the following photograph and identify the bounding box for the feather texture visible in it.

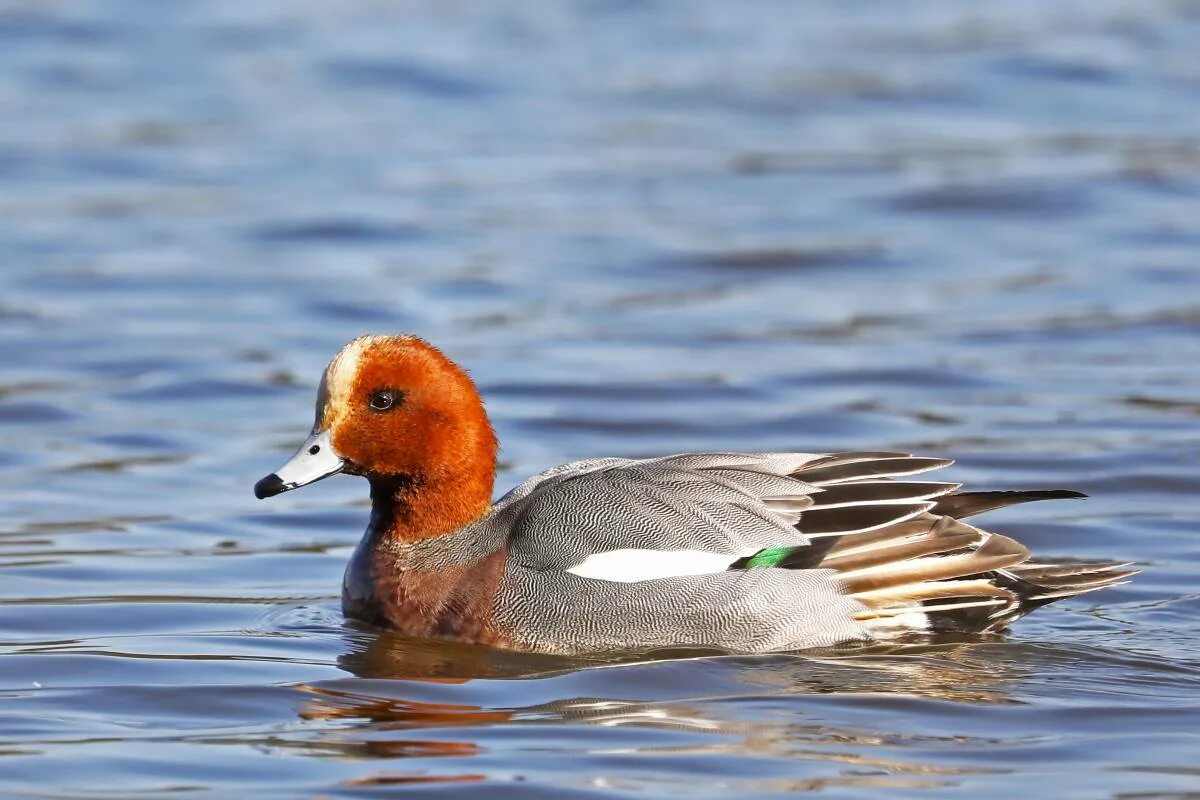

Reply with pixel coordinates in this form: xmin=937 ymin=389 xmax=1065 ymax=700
xmin=929 ymin=489 xmax=1087 ymax=519
xmin=469 ymin=449 xmax=1131 ymax=652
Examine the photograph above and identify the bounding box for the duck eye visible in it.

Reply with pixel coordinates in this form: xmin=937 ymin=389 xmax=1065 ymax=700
xmin=368 ymin=389 xmax=402 ymax=412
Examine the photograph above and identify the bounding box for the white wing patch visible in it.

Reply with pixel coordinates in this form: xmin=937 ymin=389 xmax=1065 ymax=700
xmin=566 ymin=548 xmax=744 ymax=583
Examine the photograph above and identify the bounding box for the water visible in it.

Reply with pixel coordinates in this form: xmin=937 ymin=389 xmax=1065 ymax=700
xmin=1 ymin=1 xmax=1199 ymax=796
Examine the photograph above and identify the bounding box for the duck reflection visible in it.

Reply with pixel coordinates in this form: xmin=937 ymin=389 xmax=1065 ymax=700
xmin=288 ymin=630 xmax=1025 ymax=791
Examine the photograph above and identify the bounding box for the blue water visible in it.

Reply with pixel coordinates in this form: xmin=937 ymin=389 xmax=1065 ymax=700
xmin=2 ymin=2 xmax=1199 ymax=797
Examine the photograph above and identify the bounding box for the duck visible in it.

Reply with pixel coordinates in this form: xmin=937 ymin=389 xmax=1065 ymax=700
xmin=254 ymin=334 xmax=1135 ymax=654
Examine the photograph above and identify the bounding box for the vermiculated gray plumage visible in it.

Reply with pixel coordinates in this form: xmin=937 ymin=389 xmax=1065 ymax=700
xmin=421 ymin=451 xmax=1132 ymax=654
xmin=263 ymin=335 xmax=1133 ymax=655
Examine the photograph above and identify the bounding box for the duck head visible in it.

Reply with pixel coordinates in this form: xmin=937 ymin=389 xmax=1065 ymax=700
xmin=254 ymin=335 xmax=498 ymax=514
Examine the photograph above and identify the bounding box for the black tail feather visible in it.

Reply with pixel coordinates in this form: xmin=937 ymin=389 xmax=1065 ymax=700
xmin=929 ymin=489 xmax=1086 ymax=520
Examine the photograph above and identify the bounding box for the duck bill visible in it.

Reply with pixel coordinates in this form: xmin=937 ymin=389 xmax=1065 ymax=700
xmin=254 ymin=429 xmax=345 ymax=499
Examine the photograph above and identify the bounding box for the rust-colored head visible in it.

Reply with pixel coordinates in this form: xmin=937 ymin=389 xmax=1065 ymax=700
xmin=255 ymin=336 xmax=498 ymax=524
xmin=318 ymin=335 xmax=496 ymax=484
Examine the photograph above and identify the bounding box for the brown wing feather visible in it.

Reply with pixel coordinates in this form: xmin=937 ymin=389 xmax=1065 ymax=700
xmin=796 ymin=456 xmax=955 ymax=486
xmin=930 ymin=489 xmax=1086 ymax=519
xmin=839 ymin=531 xmax=1030 ymax=594
xmin=727 ymin=451 xmax=1127 ymax=636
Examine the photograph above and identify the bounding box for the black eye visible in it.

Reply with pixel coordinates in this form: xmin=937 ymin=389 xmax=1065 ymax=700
xmin=368 ymin=389 xmax=402 ymax=412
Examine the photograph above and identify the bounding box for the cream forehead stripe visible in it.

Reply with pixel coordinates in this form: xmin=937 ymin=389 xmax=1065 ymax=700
xmin=314 ymin=333 xmax=422 ymax=429
xmin=316 ymin=335 xmax=424 ymax=429
xmin=314 ymin=335 xmax=395 ymax=430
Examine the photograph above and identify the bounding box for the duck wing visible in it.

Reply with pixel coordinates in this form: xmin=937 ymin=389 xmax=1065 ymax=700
xmin=486 ymin=452 xmax=1127 ymax=653
xmin=495 ymin=451 xmax=957 ymax=581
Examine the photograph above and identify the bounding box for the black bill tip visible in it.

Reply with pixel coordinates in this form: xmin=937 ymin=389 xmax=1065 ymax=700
xmin=254 ymin=473 xmax=287 ymax=499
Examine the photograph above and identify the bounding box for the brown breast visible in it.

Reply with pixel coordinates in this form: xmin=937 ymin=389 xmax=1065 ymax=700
xmin=342 ymin=539 xmax=512 ymax=648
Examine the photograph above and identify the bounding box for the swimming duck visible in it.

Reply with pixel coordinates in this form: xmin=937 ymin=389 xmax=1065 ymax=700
xmin=254 ymin=335 xmax=1134 ymax=654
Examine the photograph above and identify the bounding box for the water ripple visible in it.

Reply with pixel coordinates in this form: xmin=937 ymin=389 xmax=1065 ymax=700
xmin=0 ymin=1 xmax=1198 ymax=797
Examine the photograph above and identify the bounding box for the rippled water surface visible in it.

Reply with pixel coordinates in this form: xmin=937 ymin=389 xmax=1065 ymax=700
xmin=2 ymin=1 xmax=1200 ymax=797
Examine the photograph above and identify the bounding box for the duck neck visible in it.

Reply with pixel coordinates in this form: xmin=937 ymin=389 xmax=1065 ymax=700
xmin=367 ymin=463 xmax=495 ymax=544
xmin=344 ymin=460 xmax=508 ymax=642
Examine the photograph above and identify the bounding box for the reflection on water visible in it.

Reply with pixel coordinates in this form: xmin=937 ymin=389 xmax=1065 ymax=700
xmin=2 ymin=0 xmax=1200 ymax=797
xmin=293 ymin=635 xmax=1190 ymax=794
xmin=298 ymin=640 xmax=1027 ymax=792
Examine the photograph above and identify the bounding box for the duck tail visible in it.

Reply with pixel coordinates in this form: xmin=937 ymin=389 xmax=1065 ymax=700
xmin=928 ymin=489 xmax=1087 ymax=519
xmin=741 ymin=453 xmax=1135 ymax=636
xmin=826 ymin=506 xmax=1138 ymax=636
